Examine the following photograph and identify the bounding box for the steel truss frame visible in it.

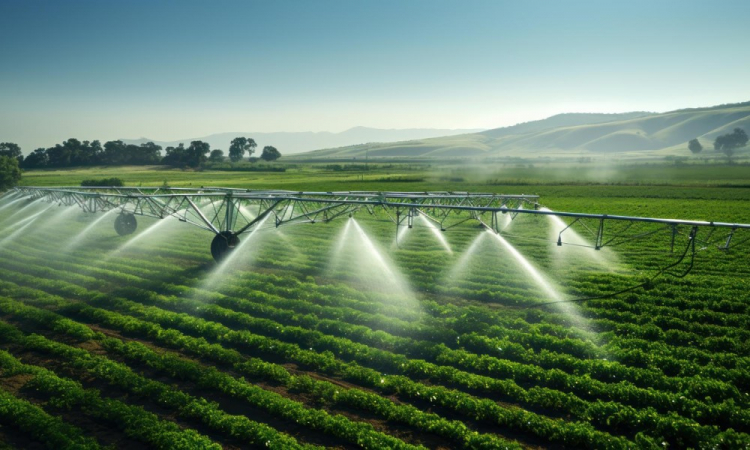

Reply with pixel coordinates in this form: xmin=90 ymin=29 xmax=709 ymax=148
xmin=8 ymin=186 xmax=750 ymax=253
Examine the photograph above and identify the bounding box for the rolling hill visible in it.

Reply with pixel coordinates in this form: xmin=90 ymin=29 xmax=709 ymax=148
xmin=294 ymin=102 xmax=750 ymax=159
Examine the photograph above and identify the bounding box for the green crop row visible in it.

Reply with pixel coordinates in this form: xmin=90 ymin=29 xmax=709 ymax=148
xmin=2 ymin=237 xmax=746 ymax=416
xmin=63 ymin=299 xmax=636 ymax=448
xmin=0 ymin=298 xmax=431 ymax=450
xmin=0 ymin=389 xmax=102 ymax=450
xmin=119 ymin=282 xmax=749 ymax=430
xmin=0 ymin=344 xmax=220 ymax=450
xmin=0 ymin=295 xmax=520 ymax=449
xmin=1 ymin=250 xmax=747 ymax=439
xmin=3 ymin=198 xmax=750 ymax=448
xmin=5 ymin=242 xmax=743 ymax=409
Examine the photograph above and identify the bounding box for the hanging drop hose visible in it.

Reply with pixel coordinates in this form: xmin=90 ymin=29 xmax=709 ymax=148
xmin=524 ymin=226 xmax=698 ymax=309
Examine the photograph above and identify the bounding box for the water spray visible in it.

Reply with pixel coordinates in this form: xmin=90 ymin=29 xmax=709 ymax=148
xmin=8 ymin=186 xmax=749 ymax=279
xmin=0 ymin=196 xmax=24 ymax=213
xmin=62 ymin=209 xmax=120 ymax=252
xmin=0 ymin=205 xmax=55 ymax=248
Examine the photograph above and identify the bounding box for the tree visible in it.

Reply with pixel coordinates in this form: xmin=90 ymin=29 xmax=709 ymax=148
xmin=714 ymin=128 xmax=748 ymax=160
xmin=688 ymin=139 xmax=703 ymax=154
xmin=135 ymin=142 xmax=162 ymax=164
xmin=103 ymin=140 xmax=128 ymax=165
xmin=209 ymin=149 xmax=225 ymax=162
xmin=0 ymin=156 xmax=22 ymax=190
xmin=78 ymin=140 xmax=103 ymax=165
xmin=0 ymin=142 xmax=23 ymax=165
xmin=186 ymin=140 xmax=210 ymax=168
xmin=21 ymin=148 xmax=48 ymax=169
xmin=46 ymin=139 xmax=77 ymax=167
xmin=229 ymin=137 xmax=257 ymax=162
xmin=162 ymin=143 xmax=187 ymax=167
xmin=13 ymin=138 xmax=163 ymax=169
xmin=260 ymin=146 xmax=281 ymax=161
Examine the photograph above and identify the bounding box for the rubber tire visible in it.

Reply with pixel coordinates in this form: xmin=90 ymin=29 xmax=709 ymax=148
xmin=211 ymin=231 xmax=240 ymax=262
xmin=114 ymin=214 xmax=138 ymax=236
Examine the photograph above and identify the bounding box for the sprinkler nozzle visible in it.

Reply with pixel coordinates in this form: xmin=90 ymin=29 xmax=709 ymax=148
xmin=557 ymin=236 xmax=562 ymax=247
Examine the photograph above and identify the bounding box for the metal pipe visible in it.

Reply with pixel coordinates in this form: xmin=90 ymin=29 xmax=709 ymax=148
xmin=13 ymin=187 xmax=750 ymax=231
xmin=185 ymin=197 xmax=221 ymax=234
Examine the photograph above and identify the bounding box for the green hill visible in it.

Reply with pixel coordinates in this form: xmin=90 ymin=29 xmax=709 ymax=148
xmin=295 ymin=102 xmax=750 ymax=159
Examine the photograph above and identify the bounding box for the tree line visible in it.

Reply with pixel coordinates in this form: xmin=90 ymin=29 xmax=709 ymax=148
xmin=0 ymin=137 xmax=281 ymax=171
xmin=688 ymin=127 xmax=748 ymax=160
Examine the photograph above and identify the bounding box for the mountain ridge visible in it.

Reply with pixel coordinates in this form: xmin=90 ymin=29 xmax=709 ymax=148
xmin=120 ymin=127 xmax=484 ymax=155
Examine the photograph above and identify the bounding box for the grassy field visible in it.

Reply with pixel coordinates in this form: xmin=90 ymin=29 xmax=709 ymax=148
xmin=20 ymin=160 xmax=750 ymax=187
xmin=1 ymin=163 xmax=749 ymax=449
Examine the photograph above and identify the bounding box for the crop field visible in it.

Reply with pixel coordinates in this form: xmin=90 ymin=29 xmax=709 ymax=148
xmin=1 ymin=166 xmax=749 ymax=449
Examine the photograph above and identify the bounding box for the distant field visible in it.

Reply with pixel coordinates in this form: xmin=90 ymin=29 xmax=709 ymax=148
xmin=19 ymin=160 xmax=750 ymax=187
xmin=1 ymin=164 xmax=749 ymax=448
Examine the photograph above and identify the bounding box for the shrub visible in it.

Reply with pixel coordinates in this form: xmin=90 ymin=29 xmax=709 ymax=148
xmin=80 ymin=177 xmax=124 ymax=187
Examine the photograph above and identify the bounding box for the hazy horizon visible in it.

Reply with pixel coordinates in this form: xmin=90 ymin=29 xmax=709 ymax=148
xmin=2 ymin=0 xmax=750 ymax=153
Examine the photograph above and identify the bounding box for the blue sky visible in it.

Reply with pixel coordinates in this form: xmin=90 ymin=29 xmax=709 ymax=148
xmin=1 ymin=0 xmax=749 ymax=152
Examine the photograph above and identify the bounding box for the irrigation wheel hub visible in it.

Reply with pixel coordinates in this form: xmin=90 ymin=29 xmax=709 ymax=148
xmin=211 ymin=231 xmax=240 ymax=262
xmin=114 ymin=214 xmax=138 ymax=236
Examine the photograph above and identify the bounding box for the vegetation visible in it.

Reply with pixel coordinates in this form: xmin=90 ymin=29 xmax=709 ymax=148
xmin=261 ymin=145 xmax=282 ymax=161
xmin=0 ymin=143 xmax=23 ymax=164
xmin=0 ymin=156 xmax=22 ymax=191
xmin=161 ymin=141 xmax=210 ymax=169
xmin=208 ymin=149 xmax=224 ymax=162
xmin=16 ymin=161 xmax=750 ymax=191
xmin=0 ymin=164 xmax=749 ymax=448
xmin=229 ymin=137 xmax=258 ymax=162
xmin=298 ymin=102 xmax=750 ymax=159
xmin=12 ymin=136 xmax=281 ymax=171
xmin=80 ymin=178 xmax=124 ymax=187
xmin=688 ymin=138 xmax=702 ymax=154
xmin=714 ymin=127 xmax=749 ymax=160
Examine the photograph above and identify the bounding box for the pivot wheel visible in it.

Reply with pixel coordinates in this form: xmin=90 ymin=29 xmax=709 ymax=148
xmin=114 ymin=214 xmax=137 ymax=236
xmin=211 ymin=231 xmax=240 ymax=262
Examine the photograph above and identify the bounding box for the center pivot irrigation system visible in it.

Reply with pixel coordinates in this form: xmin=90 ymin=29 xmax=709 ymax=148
xmin=8 ymin=186 xmax=750 ymax=264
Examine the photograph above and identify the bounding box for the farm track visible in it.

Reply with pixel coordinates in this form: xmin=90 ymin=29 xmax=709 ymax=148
xmin=1 ymin=198 xmax=749 ymax=448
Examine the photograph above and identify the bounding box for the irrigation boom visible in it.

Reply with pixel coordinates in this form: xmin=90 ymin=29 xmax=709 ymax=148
xmin=7 ymin=186 xmax=750 ymax=261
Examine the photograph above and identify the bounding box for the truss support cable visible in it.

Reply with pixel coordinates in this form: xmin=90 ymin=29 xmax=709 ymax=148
xmin=235 ymin=200 xmax=284 ymax=235
xmin=185 ymin=197 xmax=221 ymax=234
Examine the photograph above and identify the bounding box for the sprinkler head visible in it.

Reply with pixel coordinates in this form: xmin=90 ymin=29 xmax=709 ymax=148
xmin=557 ymin=236 xmax=562 ymax=247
